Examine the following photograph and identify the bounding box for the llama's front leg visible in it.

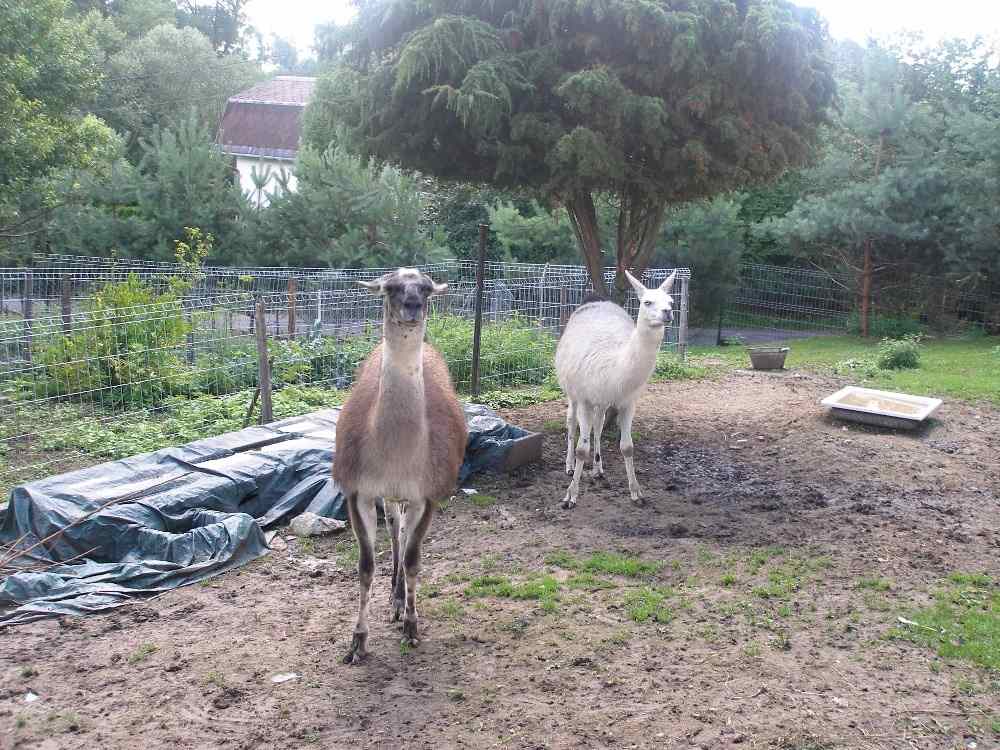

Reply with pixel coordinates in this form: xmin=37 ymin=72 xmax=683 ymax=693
xmin=400 ymin=498 xmax=434 ymax=646
xmin=564 ymin=399 xmax=577 ymax=475
xmin=590 ymin=406 xmax=607 ymax=479
xmin=385 ymin=502 xmax=404 ymax=622
xmin=343 ymin=493 xmax=377 ymax=665
xmin=617 ymin=404 xmax=643 ymax=503
xmin=562 ymin=406 xmax=593 ymax=509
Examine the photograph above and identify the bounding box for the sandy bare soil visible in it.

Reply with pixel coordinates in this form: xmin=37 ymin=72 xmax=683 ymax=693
xmin=2 ymin=370 xmax=999 ymax=750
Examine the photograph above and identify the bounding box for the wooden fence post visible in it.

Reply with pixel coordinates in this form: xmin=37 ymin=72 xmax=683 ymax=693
xmin=471 ymin=223 xmax=488 ymax=397
xmin=61 ymin=274 xmax=72 ymax=333
xmin=287 ymin=277 xmax=297 ymax=339
xmin=255 ymin=296 xmax=273 ymax=424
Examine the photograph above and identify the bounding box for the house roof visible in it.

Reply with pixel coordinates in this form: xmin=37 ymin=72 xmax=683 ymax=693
xmin=217 ymin=76 xmax=316 ymax=161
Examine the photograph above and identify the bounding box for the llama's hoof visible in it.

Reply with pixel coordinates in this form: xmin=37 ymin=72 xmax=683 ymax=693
xmin=561 ymin=496 xmax=577 ymax=510
xmin=565 ymin=466 xmax=574 ymax=476
xmin=342 ymin=632 xmax=369 ymax=665
xmin=591 ymin=470 xmax=606 ymax=481
xmin=391 ymin=598 xmax=405 ymax=623
xmin=401 ymin=619 xmax=420 ymax=647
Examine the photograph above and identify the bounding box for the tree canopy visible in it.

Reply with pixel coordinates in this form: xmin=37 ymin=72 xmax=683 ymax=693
xmin=308 ymin=0 xmax=836 ymax=295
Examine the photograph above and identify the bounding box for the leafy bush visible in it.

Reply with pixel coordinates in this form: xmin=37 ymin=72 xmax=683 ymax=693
xmin=35 ymin=274 xmax=192 ymax=407
xmin=832 ymin=357 xmax=882 ymax=378
xmin=876 ymin=335 xmax=922 ymax=370
xmin=427 ymin=314 xmax=556 ymax=390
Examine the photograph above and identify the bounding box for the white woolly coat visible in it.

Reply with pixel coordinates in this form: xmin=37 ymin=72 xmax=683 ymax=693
xmin=554 ymin=300 xmax=664 ymax=410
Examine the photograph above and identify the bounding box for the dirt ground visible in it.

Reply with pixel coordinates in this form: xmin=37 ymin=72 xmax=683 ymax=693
xmin=2 ymin=370 xmax=999 ymax=750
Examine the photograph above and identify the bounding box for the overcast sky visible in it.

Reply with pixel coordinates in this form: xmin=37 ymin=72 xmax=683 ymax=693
xmin=244 ymin=0 xmax=1000 ymax=59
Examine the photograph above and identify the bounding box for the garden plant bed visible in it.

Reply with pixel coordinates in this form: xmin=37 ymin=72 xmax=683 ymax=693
xmin=2 ymin=371 xmax=998 ymax=749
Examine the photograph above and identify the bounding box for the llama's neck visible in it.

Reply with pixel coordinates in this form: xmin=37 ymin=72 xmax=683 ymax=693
xmin=620 ymin=320 xmax=665 ymax=379
xmin=375 ymin=318 xmax=427 ymax=429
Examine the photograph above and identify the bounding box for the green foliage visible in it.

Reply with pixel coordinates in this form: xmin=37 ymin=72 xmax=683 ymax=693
xmin=50 ymin=115 xmax=247 ymax=261
xmin=426 ymin=314 xmax=556 ymax=390
xmin=95 ymin=24 xmax=258 ymax=154
xmin=36 ymin=385 xmax=346 ymax=459
xmin=311 ymin=0 xmax=835 ymax=293
xmin=464 ymin=574 xmax=559 ymax=609
xmin=545 ymin=550 xmax=662 ymax=579
xmin=245 ymin=144 xmax=447 ymax=268
xmin=36 ymin=274 xmax=191 ymax=407
xmin=654 ymin=194 xmax=745 ymax=325
xmin=0 ymin=0 xmax=118 ymax=213
xmin=624 ymin=587 xmax=674 ymax=624
xmin=891 ymin=572 xmax=999 ymax=671
xmin=848 ymin=313 xmax=925 ymax=340
xmin=876 ymin=335 xmax=922 ymax=370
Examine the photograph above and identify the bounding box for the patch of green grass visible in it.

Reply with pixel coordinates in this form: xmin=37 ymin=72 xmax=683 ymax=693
xmin=468 ymin=493 xmax=496 ymax=508
xmin=746 ymin=546 xmax=785 ymax=575
xmin=19 ymin=666 xmax=37 ymax=679
xmin=653 ymin=353 xmax=710 ymax=381
xmin=447 ymin=688 xmax=465 ymax=702
xmin=127 ymin=643 xmax=158 ymax=664
xmin=433 ymin=598 xmax=465 ymax=622
xmin=693 ymin=335 xmax=1000 ymax=405
xmin=465 ymin=574 xmax=559 ymax=613
xmin=335 ymin=539 xmax=359 ymax=567
xmin=399 ymin=640 xmax=413 ymax=656
xmin=546 ymin=550 xmax=662 ymax=579
xmin=857 ymin=577 xmax=892 ymax=592
xmin=891 ymin=571 xmax=999 ymax=670
xmin=565 ymin=573 xmax=617 ymax=591
xmin=623 ymin=587 xmax=674 ymax=624
xmin=743 ymin=641 xmax=762 ymax=659
xmin=298 ymin=536 xmax=317 ymax=555
xmin=720 ymin=573 xmax=738 ymax=587
xmin=542 ymin=419 xmax=564 ymax=433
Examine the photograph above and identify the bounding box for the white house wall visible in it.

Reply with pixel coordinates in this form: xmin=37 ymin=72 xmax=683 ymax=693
xmin=235 ymin=157 xmax=298 ymax=207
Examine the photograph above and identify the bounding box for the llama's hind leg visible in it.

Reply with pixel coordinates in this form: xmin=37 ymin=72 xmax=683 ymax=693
xmin=400 ymin=498 xmax=434 ymax=646
xmin=562 ymin=405 xmax=594 ymax=509
xmin=564 ymin=399 xmax=577 ymax=475
xmin=385 ymin=502 xmax=404 ymax=622
xmin=590 ymin=405 xmax=607 ymax=479
xmin=617 ymin=404 xmax=643 ymax=503
xmin=343 ymin=493 xmax=377 ymax=665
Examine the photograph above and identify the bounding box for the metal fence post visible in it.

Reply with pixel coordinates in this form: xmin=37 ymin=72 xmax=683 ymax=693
xmin=255 ymin=295 xmax=273 ymax=424
xmin=677 ymin=272 xmax=690 ymax=361
xmin=287 ymin=277 xmax=297 ymax=339
xmin=60 ymin=274 xmax=72 ymax=334
xmin=23 ymin=271 xmax=33 ymax=362
xmin=471 ymin=223 xmax=488 ymax=397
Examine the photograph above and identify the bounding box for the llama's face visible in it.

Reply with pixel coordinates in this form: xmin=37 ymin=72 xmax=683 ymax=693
xmin=625 ymin=270 xmax=676 ymax=329
xmin=359 ymin=268 xmax=448 ymax=327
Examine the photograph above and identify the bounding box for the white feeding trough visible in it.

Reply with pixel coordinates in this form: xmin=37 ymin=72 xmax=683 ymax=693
xmin=820 ymin=386 xmax=942 ymax=430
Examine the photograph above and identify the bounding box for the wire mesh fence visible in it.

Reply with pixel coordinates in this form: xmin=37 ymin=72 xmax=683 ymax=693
xmin=1 ymin=259 xmax=690 ymax=497
xmin=701 ymin=263 xmax=999 ymax=345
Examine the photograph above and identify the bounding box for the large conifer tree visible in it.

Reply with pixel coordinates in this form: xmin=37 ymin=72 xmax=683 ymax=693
xmin=307 ymin=0 xmax=836 ymax=295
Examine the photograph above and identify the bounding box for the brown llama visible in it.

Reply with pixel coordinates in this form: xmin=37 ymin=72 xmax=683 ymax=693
xmin=333 ymin=268 xmax=467 ymax=665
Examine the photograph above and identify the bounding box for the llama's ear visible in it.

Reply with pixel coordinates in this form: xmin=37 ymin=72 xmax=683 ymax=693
xmin=431 ymin=282 xmax=448 ymax=296
xmin=624 ymin=269 xmax=647 ymax=297
xmin=659 ymin=270 xmax=677 ymax=293
xmin=357 ymin=279 xmax=383 ymax=294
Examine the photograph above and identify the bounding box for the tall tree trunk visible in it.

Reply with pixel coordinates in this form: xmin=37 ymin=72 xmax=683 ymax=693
xmin=860 ymin=239 xmax=873 ymax=337
xmin=564 ymin=191 xmax=608 ymax=297
xmin=614 ymin=190 xmax=668 ymax=300
xmin=859 ymin=132 xmax=886 ymax=338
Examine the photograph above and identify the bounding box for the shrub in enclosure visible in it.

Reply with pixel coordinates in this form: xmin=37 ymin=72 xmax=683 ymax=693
xmin=36 ymin=274 xmax=191 ymax=407
xmin=876 ymin=335 xmax=922 ymax=370
xmin=427 ymin=314 xmax=556 ymax=390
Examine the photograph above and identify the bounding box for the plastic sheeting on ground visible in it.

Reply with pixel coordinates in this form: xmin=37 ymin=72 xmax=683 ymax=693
xmin=0 ymin=405 xmax=535 ymax=626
